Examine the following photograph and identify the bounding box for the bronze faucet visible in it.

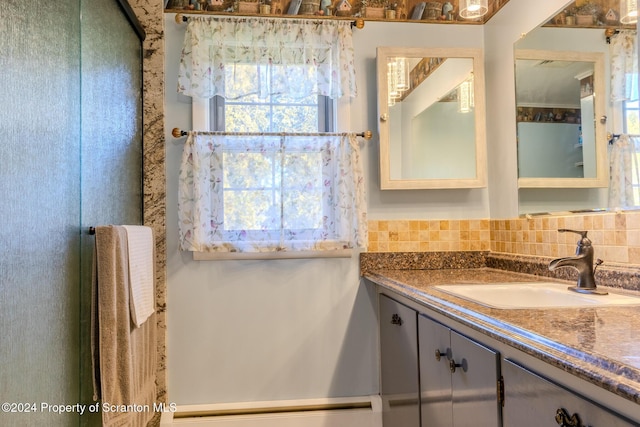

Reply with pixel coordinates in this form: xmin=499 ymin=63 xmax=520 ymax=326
xmin=548 ymin=229 xmax=607 ymax=295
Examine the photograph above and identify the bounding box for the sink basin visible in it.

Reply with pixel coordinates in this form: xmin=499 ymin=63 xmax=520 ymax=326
xmin=433 ymin=282 xmax=640 ymax=309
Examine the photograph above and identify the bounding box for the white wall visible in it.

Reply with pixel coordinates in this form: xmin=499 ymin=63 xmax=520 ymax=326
xmin=164 ymin=15 xmax=486 ymax=406
xmin=484 ymin=0 xmax=570 ymax=218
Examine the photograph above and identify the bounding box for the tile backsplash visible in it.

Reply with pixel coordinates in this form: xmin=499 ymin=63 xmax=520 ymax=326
xmin=367 ymin=219 xmax=491 ymax=252
xmin=368 ymin=210 xmax=640 ymax=265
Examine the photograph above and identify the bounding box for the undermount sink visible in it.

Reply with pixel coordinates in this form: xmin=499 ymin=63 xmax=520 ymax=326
xmin=433 ymin=282 xmax=640 ymax=309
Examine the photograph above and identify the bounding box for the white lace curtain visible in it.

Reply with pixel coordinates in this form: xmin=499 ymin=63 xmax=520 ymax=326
xmin=609 ymin=135 xmax=640 ymax=209
xmin=610 ymin=30 xmax=638 ymax=103
xmin=608 ymin=31 xmax=639 ymax=209
xmin=177 ymin=16 xmax=357 ymax=100
xmin=178 ymin=133 xmax=367 ymax=253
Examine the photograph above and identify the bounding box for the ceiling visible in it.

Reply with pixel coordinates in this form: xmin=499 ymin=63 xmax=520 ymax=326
xmin=515 ymin=58 xmax=593 ymax=108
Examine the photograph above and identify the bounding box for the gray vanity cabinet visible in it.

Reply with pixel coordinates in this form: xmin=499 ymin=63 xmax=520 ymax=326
xmin=502 ymin=359 xmax=636 ymax=427
xmin=419 ymin=315 xmax=502 ymax=427
xmin=379 ymin=294 xmax=420 ymax=427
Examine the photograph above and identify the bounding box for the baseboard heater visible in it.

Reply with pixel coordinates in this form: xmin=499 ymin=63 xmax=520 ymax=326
xmin=160 ymin=396 xmax=382 ymax=427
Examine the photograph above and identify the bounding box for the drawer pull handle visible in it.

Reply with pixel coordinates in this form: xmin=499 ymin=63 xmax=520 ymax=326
xmin=435 ymin=349 xmax=448 ymax=361
xmin=555 ymin=408 xmax=583 ymax=427
xmin=391 ymin=313 xmax=403 ymax=326
xmin=449 ymin=359 xmax=463 ymax=373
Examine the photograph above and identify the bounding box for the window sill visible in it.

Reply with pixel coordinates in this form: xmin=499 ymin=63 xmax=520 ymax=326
xmin=192 ymin=249 xmax=354 ymax=261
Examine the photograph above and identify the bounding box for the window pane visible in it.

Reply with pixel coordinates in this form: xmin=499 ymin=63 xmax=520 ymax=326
xmin=223 ymin=151 xmax=277 ymax=188
xmin=270 ymin=65 xmax=317 ymax=101
xmin=628 ymin=111 xmax=640 ymax=134
xmin=283 ymin=190 xmax=323 ymax=230
xmin=626 ymin=100 xmax=639 ymax=134
xmin=224 ymin=189 xmax=276 ymax=231
xmin=272 ymin=106 xmax=318 ymax=132
xmin=282 ymin=152 xmax=322 ymax=187
xmin=282 ymin=151 xmax=323 ymax=229
xmin=226 ymin=104 xmax=270 ymax=132
xmin=225 ymin=64 xmax=264 ymax=102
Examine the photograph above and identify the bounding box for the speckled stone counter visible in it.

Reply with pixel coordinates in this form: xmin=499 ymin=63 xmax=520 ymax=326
xmin=363 ymin=262 xmax=640 ymax=409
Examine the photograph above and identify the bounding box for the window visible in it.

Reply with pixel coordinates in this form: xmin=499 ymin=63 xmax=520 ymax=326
xmin=207 ymin=63 xmax=336 ymax=246
xmin=177 ymin=17 xmax=364 ymax=256
xmin=181 ymin=70 xmax=363 ymax=257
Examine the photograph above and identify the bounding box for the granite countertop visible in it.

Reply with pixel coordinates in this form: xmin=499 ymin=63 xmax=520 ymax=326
xmin=364 ymin=267 xmax=640 ymax=406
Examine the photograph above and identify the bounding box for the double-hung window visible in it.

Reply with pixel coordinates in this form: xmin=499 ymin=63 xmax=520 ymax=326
xmin=177 ymin=16 xmax=364 ymax=257
xmin=208 ymin=64 xmax=334 ymax=248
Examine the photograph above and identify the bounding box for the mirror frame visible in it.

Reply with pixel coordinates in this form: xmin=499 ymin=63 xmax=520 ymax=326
xmin=377 ymin=47 xmax=487 ymax=190
xmin=515 ymin=49 xmax=608 ymax=189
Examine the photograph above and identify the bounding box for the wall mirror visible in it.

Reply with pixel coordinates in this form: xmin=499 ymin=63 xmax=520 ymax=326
xmin=515 ymin=48 xmax=608 ymax=189
xmin=377 ymin=47 xmax=487 ymax=190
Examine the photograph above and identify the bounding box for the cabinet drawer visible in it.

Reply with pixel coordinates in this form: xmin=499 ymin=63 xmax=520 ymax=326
xmin=502 ymin=358 xmax=636 ymax=427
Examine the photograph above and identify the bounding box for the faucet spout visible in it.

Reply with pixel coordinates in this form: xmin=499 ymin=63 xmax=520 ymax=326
xmin=549 ymin=253 xmax=596 ymax=290
xmin=548 ymin=229 xmax=606 ymax=295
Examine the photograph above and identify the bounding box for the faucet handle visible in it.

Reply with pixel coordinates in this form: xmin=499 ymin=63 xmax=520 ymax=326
xmin=594 ymin=258 xmax=603 ymax=272
xmin=558 ymin=229 xmax=591 ymax=246
xmin=558 ymin=229 xmax=588 ymax=238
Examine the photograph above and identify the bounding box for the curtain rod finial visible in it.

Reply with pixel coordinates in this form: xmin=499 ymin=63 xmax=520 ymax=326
xmin=172 ymin=128 xmax=186 ymax=138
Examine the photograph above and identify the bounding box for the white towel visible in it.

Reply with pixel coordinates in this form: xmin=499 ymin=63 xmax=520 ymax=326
xmin=123 ymin=225 xmax=155 ymax=327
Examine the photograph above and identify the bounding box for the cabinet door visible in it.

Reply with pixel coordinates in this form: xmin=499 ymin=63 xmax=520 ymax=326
xmin=379 ymin=295 xmax=420 ymax=427
xmin=450 ymin=331 xmax=501 ymax=427
xmin=502 ymin=359 xmax=636 ymax=427
xmin=418 ymin=315 xmax=454 ymax=427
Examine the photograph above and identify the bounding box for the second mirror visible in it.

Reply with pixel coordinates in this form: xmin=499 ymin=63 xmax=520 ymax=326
xmin=377 ymin=47 xmax=487 ymax=190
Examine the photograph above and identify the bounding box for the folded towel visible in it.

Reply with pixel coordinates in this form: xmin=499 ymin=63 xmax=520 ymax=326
xmin=123 ymin=225 xmax=155 ymax=328
xmin=92 ymin=225 xmax=156 ymax=427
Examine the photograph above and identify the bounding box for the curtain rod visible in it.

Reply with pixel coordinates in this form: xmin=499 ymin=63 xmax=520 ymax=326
xmin=174 ymin=12 xmax=365 ymax=29
xmin=608 ymin=132 xmax=640 ymax=144
xmin=172 ymin=127 xmax=373 ymax=140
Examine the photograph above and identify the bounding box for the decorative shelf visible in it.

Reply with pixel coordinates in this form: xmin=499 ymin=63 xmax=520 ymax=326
xmin=543 ymin=0 xmax=637 ymax=30
xmin=165 ymin=0 xmax=509 ymax=23
xmin=516 ymin=107 xmax=581 ymax=124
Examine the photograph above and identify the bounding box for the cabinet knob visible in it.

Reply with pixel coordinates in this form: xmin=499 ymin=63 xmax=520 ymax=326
xmin=380 ymin=113 xmax=388 ymax=122
xmin=449 ymin=359 xmax=464 ymax=373
xmin=435 ymin=349 xmax=448 ymax=361
xmin=390 ymin=313 xmax=403 ymax=326
xmin=554 ymin=408 xmax=583 ymax=427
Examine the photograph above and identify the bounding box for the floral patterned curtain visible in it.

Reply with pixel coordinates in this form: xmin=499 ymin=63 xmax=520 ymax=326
xmin=178 ymin=133 xmax=367 ymax=253
xmin=177 ymin=16 xmax=357 ymax=100
xmin=610 ymin=30 xmax=637 ymax=103
xmin=608 ymin=135 xmax=640 ymax=209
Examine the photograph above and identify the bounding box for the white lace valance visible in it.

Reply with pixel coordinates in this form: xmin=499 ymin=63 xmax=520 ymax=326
xmin=177 ymin=16 xmax=357 ymax=100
